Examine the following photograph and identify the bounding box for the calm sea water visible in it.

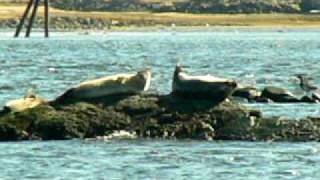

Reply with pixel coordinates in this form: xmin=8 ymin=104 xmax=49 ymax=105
xmin=1 ymin=29 xmax=320 ymax=179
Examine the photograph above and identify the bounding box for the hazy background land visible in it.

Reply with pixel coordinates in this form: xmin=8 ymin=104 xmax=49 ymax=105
xmin=0 ymin=0 xmax=320 ymax=30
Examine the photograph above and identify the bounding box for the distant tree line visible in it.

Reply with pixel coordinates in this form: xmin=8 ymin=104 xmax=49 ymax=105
xmin=2 ymin=0 xmax=320 ymax=13
xmin=0 ymin=0 xmax=28 ymax=3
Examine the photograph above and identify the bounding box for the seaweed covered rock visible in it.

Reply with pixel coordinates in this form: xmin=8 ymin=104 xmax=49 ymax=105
xmin=1 ymin=94 xmax=320 ymax=142
xmin=0 ymin=94 xmax=251 ymax=141
xmin=0 ymin=123 xmax=23 ymax=141
xmin=216 ymin=115 xmax=320 ymax=141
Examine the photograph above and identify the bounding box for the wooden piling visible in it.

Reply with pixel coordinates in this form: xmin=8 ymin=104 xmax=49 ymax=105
xmin=14 ymin=0 xmax=34 ymax=38
xmin=26 ymin=0 xmax=40 ymax=37
xmin=44 ymin=0 xmax=49 ymax=37
xmin=15 ymin=0 xmax=50 ymax=38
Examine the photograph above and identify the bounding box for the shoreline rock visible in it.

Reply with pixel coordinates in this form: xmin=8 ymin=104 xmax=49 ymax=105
xmin=232 ymin=86 xmax=320 ymax=104
xmin=1 ymin=94 xmax=320 ymax=142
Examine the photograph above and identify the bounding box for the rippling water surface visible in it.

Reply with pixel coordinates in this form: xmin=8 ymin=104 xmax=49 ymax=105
xmin=1 ymin=140 xmax=320 ymax=179
xmin=1 ymin=29 xmax=320 ymax=179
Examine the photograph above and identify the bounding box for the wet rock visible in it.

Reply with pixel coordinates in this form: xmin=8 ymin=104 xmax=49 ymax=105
xmin=300 ymin=95 xmax=317 ymax=103
xmin=0 ymin=85 xmax=14 ymax=91
xmin=0 ymin=94 xmax=250 ymax=141
xmin=249 ymin=110 xmax=262 ymax=118
xmin=312 ymin=91 xmax=320 ymax=102
xmin=0 ymin=124 xmax=20 ymax=141
xmin=260 ymin=86 xmax=300 ymax=103
xmin=254 ymin=97 xmax=273 ymax=103
xmin=229 ymin=96 xmax=248 ymax=103
xmin=232 ymin=86 xmax=260 ymax=101
xmin=174 ymin=120 xmax=215 ymax=140
xmin=215 ymin=115 xmax=320 ymax=142
xmin=1 ymin=94 xmax=320 ymax=142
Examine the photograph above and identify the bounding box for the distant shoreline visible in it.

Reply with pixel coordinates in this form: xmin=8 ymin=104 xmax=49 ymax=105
xmin=1 ymin=26 xmax=320 ymax=35
xmin=1 ymin=5 xmax=320 ymax=30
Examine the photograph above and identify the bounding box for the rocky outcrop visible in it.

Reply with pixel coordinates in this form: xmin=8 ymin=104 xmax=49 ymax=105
xmin=218 ymin=116 xmax=320 ymax=141
xmin=0 ymin=17 xmax=114 ymax=30
xmin=232 ymin=86 xmax=320 ymax=103
xmin=1 ymin=94 xmax=320 ymax=142
xmin=0 ymin=94 xmax=236 ymax=141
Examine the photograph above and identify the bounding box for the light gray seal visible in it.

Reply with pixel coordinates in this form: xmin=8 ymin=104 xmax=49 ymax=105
xmin=4 ymin=94 xmax=46 ymax=113
xmin=55 ymin=69 xmax=152 ymax=102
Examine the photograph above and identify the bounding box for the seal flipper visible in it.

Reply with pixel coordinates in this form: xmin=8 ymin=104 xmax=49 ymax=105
xmin=51 ymin=88 xmax=76 ymax=105
xmin=136 ymin=68 xmax=152 ymax=91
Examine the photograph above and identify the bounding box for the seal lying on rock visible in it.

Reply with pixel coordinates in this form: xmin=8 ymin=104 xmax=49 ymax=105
xmin=4 ymin=94 xmax=46 ymax=113
xmin=55 ymin=69 xmax=152 ymax=102
xmin=172 ymin=65 xmax=237 ymax=102
xmin=232 ymin=86 xmax=261 ymax=102
xmin=260 ymin=86 xmax=300 ymax=103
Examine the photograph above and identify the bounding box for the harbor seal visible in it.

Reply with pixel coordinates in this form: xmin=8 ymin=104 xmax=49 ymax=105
xmin=55 ymin=69 xmax=152 ymax=102
xmin=4 ymin=94 xmax=46 ymax=113
xmin=172 ymin=65 xmax=237 ymax=102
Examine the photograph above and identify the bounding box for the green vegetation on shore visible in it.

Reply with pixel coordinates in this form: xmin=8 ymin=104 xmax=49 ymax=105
xmin=1 ymin=4 xmax=320 ymax=30
xmin=51 ymin=0 xmax=319 ymax=14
